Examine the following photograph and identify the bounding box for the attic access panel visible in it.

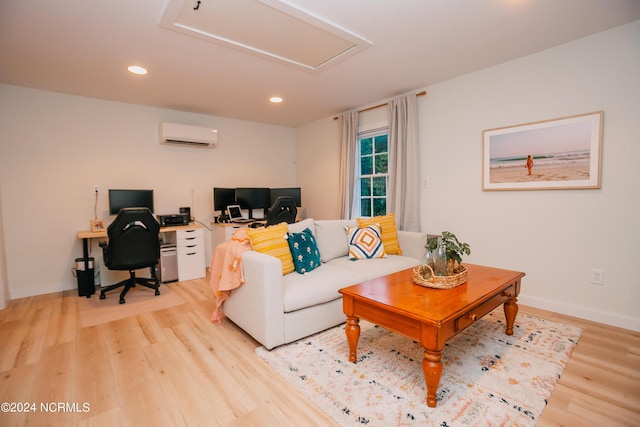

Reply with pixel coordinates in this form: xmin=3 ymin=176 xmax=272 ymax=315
xmin=160 ymin=0 xmax=371 ymax=71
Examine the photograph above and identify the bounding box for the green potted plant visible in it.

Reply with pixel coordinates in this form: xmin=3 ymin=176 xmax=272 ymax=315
xmin=426 ymin=231 xmax=471 ymax=275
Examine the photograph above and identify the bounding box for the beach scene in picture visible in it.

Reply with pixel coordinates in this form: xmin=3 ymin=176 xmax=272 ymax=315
xmin=488 ymin=119 xmax=593 ymax=184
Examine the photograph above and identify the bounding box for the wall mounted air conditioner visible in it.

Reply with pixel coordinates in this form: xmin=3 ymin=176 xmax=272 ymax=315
xmin=160 ymin=122 xmax=218 ymax=147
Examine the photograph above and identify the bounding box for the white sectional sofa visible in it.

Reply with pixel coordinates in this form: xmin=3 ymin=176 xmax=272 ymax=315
xmin=222 ymin=218 xmax=427 ymax=349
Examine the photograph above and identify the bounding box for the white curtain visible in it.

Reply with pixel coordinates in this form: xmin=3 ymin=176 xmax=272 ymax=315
xmin=338 ymin=111 xmax=359 ymax=219
xmin=388 ymin=95 xmax=421 ymax=231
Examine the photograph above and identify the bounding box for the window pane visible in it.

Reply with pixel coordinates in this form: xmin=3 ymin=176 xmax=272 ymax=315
xmin=357 ymin=131 xmax=389 ymax=220
xmin=360 ymin=138 xmax=372 ymax=156
xmin=373 ymin=198 xmax=386 ymax=216
xmin=372 ymin=176 xmax=386 ymax=196
xmin=361 ymin=156 xmax=373 ymax=175
xmin=375 ymin=153 xmax=388 ymax=174
xmin=360 ymin=178 xmax=371 ymax=196
xmin=360 ymin=199 xmax=371 ymax=217
xmin=374 ymin=135 xmax=388 ymax=153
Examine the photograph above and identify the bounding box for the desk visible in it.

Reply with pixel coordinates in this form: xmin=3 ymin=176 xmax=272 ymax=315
xmin=210 ymin=222 xmax=252 ymax=249
xmin=77 ymin=223 xmax=206 ymax=283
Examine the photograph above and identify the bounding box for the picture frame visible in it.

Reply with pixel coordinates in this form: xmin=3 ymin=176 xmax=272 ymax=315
xmin=482 ymin=111 xmax=603 ymax=191
xmin=90 ymin=219 xmax=106 ymax=233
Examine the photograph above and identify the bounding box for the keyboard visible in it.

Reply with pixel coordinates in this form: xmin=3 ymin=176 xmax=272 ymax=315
xmin=231 ymin=218 xmax=254 ymax=224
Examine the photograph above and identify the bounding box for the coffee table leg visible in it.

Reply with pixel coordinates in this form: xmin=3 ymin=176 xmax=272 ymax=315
xmin=423 ymin=349 xmax=442 ymax=407
xmin=345 ymin=316 xmax=360 ymax=363
xmin=504 ymin=296 xmax=519 ymax=335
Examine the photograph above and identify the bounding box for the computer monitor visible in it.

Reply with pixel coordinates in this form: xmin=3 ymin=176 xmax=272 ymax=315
xmin=213 ymin=187 xmax=236 ymax=212
xmin=108 ymin=189 xmax=154 ymax=215
xmin=235 ymin=188 xmax=270 ymax=218
xmin=269 ymin=188 xmax=301 ymax=207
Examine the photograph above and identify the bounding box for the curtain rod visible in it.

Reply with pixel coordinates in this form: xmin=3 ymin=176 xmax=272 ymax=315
xmin=333 ymin=90 xmax=426 ymax=120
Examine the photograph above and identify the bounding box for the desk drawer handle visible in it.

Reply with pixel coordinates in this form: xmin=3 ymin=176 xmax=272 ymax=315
xmin=467 ymin=314 xmax=477 ymax=322
xmin=186 ymin=252 xmax=197 ymax=256
xmin=502 ymin=291 xmax=512 ymax=298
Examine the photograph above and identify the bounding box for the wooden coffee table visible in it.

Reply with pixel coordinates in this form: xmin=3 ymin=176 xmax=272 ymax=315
xmin=339 ymin=263 xmax=525 ymax=408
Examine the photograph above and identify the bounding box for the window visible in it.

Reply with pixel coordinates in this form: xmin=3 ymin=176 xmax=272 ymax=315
xmin=358 ymin=131 xmax=388 ymax=217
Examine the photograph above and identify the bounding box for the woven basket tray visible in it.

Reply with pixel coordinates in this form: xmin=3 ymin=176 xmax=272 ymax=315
xmin=412 ymin=264 xmax=468 ymax=289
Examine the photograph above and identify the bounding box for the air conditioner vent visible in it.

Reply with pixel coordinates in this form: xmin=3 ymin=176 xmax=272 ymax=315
xmin=160 ymin=122 xmax=218 ymax=147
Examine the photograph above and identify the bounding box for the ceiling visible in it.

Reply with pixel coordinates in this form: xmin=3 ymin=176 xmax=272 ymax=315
xmin=1 ymin=0 xmax=639 ymax=128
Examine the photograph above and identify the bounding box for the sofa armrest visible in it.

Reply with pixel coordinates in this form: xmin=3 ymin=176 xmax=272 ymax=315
xmin=397 ymin=230 xmax=428 ymax=261
xmin=222 ymin=250 xmax=286 ymax=349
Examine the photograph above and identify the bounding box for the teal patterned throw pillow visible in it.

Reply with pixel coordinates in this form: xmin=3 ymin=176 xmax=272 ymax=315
xmin=286 ymin=228 xmax=322 ymax=274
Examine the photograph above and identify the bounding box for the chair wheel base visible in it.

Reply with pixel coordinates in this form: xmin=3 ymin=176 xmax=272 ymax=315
xmin=119 ymin=298 xmax=125 ymax=304
xmin=99 ymin=293 xmax=105 ymax=300
xmin=155 ymin=289 xmax=160 ymax=296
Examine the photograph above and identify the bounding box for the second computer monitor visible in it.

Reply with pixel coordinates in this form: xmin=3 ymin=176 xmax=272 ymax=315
xmin=270 ymin=188 xmax=301 ymax=207
xmin=235 ymin=188 xmax=270 ymax=218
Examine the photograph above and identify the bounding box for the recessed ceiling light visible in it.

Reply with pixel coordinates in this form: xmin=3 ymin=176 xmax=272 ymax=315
xmin=127 ymin=65 xmax=148 ymax=75
xmin=270 ymin=96 xmax=283 ymax=103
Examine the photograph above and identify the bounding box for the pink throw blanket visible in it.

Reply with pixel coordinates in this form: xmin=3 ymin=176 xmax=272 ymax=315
xmin=209 ymin=228 xmax=252 ymax=323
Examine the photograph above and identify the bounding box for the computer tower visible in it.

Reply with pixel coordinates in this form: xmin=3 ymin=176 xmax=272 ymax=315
xmin=159 ymin=245 xmax=178 ymax=283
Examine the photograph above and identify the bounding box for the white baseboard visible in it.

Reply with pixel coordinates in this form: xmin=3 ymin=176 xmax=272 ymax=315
xmin=518 ymin=294 xmax=640 ymax=332
xmin=10 ymin=281 xmax=76 ymax=300
xmin=10 ymin=268 xmax=102 ymax=300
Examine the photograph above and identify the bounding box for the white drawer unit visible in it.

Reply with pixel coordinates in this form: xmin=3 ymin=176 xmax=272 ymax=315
xmin=176 ymin=227 xmax=206 ymax=281
xmin=211 ymin=223 xmax=246 ymax=250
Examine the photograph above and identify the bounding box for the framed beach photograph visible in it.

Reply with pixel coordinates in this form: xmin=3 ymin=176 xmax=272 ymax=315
xmin=482 ymin=111 xmax=603 ymax=191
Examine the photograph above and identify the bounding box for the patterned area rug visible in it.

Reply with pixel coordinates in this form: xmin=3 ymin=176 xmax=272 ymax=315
xmin=256 ymin=308 xmax=582 ymax=426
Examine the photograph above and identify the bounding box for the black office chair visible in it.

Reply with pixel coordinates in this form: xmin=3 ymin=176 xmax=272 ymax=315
xmin=99 ymin=207 xmax=161 ymax=304
xmin=266 ymin=196 xmax=298 ymax=226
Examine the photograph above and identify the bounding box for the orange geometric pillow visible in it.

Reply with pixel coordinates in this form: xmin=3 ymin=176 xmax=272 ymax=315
xmin=346 ymin=225 xmax=387 ymax=260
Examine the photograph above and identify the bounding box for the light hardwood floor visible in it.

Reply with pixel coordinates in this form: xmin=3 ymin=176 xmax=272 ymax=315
xmin=0 ymin=276 xmax=638 ymax=426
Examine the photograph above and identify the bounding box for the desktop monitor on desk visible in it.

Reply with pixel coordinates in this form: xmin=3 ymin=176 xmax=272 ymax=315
xmin=108 ymin=189 xmax=154 ymax=215
xmin=212 ymin=187 xmax=302 ymax=221
xmin=269 ymin=188 xmax=301 ymax=207
xmin=235 ymin=187 xmax=270 ymax=219
xmin=213 ymin=187 xmax=236 ymax=213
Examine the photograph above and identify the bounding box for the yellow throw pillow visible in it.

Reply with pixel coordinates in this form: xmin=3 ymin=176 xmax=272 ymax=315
xmin=357 ymin=213 xmax=402 ymax=255
xmin=246 ymin=222 xmax=295 ymax=275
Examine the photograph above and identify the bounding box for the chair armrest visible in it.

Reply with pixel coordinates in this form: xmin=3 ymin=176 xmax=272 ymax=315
xmin=99 ymin=241 xmax=109 ymax=266
xmin=397 ymin=230 xmax=428 ymax=261
xmin=222 ymin=250 xmax=286 ymax=349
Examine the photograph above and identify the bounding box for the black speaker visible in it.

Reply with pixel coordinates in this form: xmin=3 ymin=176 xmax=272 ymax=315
xmin=180 ymin=206 xmax=191 ymax=220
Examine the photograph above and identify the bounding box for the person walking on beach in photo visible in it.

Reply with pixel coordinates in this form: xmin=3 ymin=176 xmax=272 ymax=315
xmin=525 ymin=154 xmax=533 ymax=176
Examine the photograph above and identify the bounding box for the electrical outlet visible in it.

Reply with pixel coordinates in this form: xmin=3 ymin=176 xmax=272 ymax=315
xmin=591 ymin=268 xmax=604 ymax=285
xmin=93 ymin=185 xmax=99 ymax=194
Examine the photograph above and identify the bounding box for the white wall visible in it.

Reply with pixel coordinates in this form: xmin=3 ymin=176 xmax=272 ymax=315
xmin=0 ymin=189 xmax=7 ymax=309
xmin=295 ymin=117 xmax=341 ymax=219
xmin=0 ymin=85 xmax=297 ymax=298
xmin=296 ymin=21 xmax=640 ymax=331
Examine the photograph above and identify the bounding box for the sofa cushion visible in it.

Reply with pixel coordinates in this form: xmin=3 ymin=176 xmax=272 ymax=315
xmin=346 ymin=224 xmax=387 ymax=260
xmin=287 ymin=227 xmax=321 ymax=274
xmin=314 ymin=219 xmax=357 ymax=263
xmin=246 ymin=222 xmax=295 ymax=275
xmin=357 ymin=213 xmax=402 ymax=255
xmin=287 ymin=218 xmax=315 ymax=236
xmin=282 ymin=263 xmax=367 ymax=312
xmin=327 ymin=255 xmax=420 ymax=281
